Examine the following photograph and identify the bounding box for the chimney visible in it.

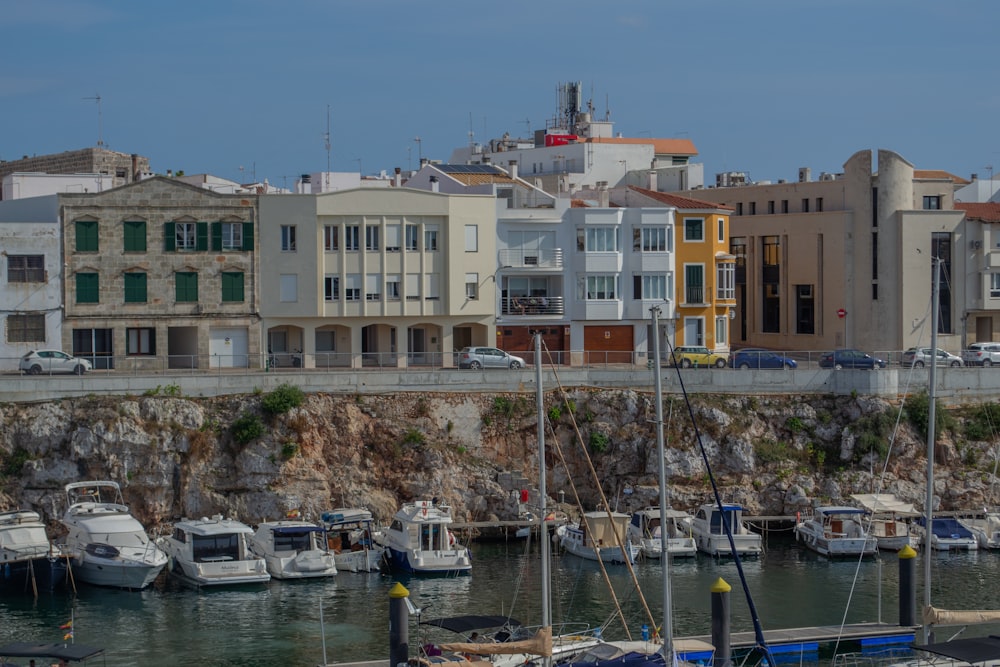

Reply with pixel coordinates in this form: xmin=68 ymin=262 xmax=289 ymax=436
xmin=971 ymin=173 xmax=978 ymax=182
xmin=798 ymin=167 xmax=811 ymax=183
xmin=420 ymin=158 xmax=429 ymax=168
xmin=167 ymin=169 xmax=173 ymax=177
xmin=482 ymin=155 xmax=491 ymax=164
xmin=509 ymin=160 xmax=518 ymax=181
xmin=647 ymin=170 xmax=658 ymax=192
xmin=598 ymin=181 xmax=609 ymax=208
xmin=131 ymin=154 xmax=139 ymax=183
xmin=394 ymin=167 xmax=402 ymax=188
xmin=430 ymin=175 xmax=439 ymax=192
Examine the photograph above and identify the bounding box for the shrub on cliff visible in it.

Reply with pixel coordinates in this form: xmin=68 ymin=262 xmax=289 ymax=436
xmin=233 ymin=413 xmax=264 ymax=444
xmin=262 ymin=383 xmax=304 ymax=416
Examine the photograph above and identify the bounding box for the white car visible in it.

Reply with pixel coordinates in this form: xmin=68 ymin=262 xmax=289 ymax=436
xmin=19 ymin=350 xmax=92 ymax=375
xmin=901 ymin=347 xmax=963 ymax=368
xmin=962 ymin=342 xmax=1000 ymax=367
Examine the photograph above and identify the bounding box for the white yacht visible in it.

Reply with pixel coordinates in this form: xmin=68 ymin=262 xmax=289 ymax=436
xmin=794 ymin=506 xmax=877 ymax=557
xmin=376 ymin=500 xmax=471 ymax=575
xmin=689 ymin=503 xmax=763 ymax=558
xmin=0 ymin=509 xmax=69 ymax=593
xmin=959 ymin=510 xmax=1000 ymax=550
xmin=850 ymin=493 xmax=918 ymax=551
xmin=627 ymin=507 xmax=696 ymax=559
xmin=320 ymin=508 xmax=385 ymax=573
xmin=558 ymin=510 xmax=640 ymax=564
xmin=248 ymin=519 xmax=337 ymax=579
xmin=913 ymin=516 xmax=978 ymax=552
xmin=159 ymin=515 xmax=270 ymax=587
xmin=59 ymin=481 xmax=167 ymax=590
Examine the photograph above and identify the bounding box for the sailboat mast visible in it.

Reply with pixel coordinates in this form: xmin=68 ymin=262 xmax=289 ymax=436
xmin=922 ymin=256 xmax=940 ymax=644
xmin=651 ymin=306 xmax=673 ymax=660
xmin=535 ymin=333 xmax=552 ymax=657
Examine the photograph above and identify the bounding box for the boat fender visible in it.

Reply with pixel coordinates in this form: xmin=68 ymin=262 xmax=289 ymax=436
xmin=796 ymin=511 xmax=800 ymax=524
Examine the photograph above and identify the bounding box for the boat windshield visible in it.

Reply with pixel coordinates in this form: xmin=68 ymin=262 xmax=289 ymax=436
xmin=101 ymin=530 xmax=151 ymax=547
xmin=273 ymin=532 xmax=315 ymax=552
xmin=193 ymin=534 xmax=241 ymax=561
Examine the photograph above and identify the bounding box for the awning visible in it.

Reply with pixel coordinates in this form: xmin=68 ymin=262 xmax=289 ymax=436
xmin=912 ymin=636 xmax=1000 ymax=664
xmin=422 ymin=615 xmax=521 ymax=633
xmin=0 ymin=642 xmax=105 ymax=662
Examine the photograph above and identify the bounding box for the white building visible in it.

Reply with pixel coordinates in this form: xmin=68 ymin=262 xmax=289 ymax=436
xmin=2 ymin=172 xmax=115 ymax=200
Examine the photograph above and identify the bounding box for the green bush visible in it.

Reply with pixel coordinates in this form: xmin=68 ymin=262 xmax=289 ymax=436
xmin=262 ymin=383 xmax=304 ymax=416
xmin=963 ymin=403 xmax=1000 ymax=441
xmin=280 ymin=441 xmax=300 ymax=460
xmin=905 ymin=391 xmax=954 ymax=441
xmin=232 ymin=413 xmax=264 ymax=444
xmin=755 ymin=438 xmax=789 ymax=464
xmin=548 ymin=405 xmax=563 ymax=421
xmin=589 ymin=432 xmax=609 ymax=454
xmin=785 ymin=416 xmax=805 ymax=433
xmin=1 ymin=447 xmax=31 ymax=478
xmin=402 ymin=428 xmax=425 ymax=446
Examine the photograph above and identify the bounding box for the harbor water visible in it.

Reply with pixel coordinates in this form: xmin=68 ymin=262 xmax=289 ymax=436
xmin=2 ymin=536 xmax=1000 ymax=666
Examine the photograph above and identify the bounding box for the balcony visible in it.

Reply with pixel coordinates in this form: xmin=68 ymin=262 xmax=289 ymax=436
xmin=501 ymin=295 xmax=565 ymax=317
xmin=498 ymin=248 xmax=563 ymax=270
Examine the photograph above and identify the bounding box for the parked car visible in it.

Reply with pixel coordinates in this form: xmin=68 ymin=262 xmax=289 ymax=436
xmin=457 ymin=346 xmax=525 ymax=370
xmin=729 ymin=348 xmax=798 ymax=370
xmin=19 ymin=350 xmax=92 ymax=375
xmin=671 ymin=346 xmax=728 ymax=369
xmin=818 ymin=349 xmax=887 ymax=370
xmin=962 ymin=342 xmax=1000 ymax=367
xmin=902 ymin=347 xmax=963 ymax=368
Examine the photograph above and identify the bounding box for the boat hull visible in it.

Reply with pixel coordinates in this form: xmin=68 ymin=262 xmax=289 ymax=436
xmin=0 ymin=556 xmax=70 ymax=593
xmin=168 ymin=557 xmax=270 ymax=587
xmin=561 ymin=539 xmax=639 ymax=564
xmin=382 ymin=547 xmax=471 ymax=575
xmin=71 ymin=550 xmax=166 ymax=590
xmin=694 ymin=534 xmax=762 ymax=558
xmin=334 ymin=547 xmax=384 ymax=573
xmin=265 ymin=549 xmax=337 ymax=579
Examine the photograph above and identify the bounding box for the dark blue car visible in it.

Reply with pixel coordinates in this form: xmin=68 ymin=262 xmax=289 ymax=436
xmin=819 ymin=348 xmax=887 ymax=369
xmin=729 ymin=348 xmax=798 ymax=369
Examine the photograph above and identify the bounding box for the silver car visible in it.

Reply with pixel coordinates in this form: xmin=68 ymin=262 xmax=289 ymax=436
xmin=458 ymin=346 xmax=525 ymax=370
xmin=19 ymin=349 xmax=92 ymax=375
xmin=901 ymin=347 xmax=963 ymax=368
xmin=962 ymin=342 xmax=1000 ymax=367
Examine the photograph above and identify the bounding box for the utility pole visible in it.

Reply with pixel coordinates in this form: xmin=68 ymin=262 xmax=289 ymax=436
xmin=83 ymin=93 xmax=103 ymax=147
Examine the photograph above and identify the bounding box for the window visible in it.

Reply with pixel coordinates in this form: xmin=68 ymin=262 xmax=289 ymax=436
xmin=176 ymin=222 xmax=197 ymax=250
xmin=279 ymin=274 xmax=298 ymax=302
xmin=76 ymin=220 xmax=99 ymax=252
xmin=581 ymin=275 xmax=618 ymax=300
xmin=426 ymin=273 xmax=440 ymax=300
xmin=345 ymin=274 xmax=361 ymax=301
xmin=801 ymin=198 xmax=810 ymax=213
xmin=736 ymin=203 xmax=743 ymax=216
xmin=578 ymin=227 xmax=618 ymax=252
xmin=405 ymin=224 xmax=419 ymax=251
xmin=124 ymin=273 xmax=147 ymax=303
xmin=8 ymin=255 xmax=44 ymax=283
xmin=796 ymin=284 xmax=815 ymax=334
xmin=386 ymin=274 xmax=400 ymax=300
xmin=211 ymin=222 xmax=252 ymax=251
xmin=126 ymin=327 xmax=155 ymax=355
xmin=717 ymin=263 xmax=735 ymax=300
xmin=767 ymin=201 xmax=775 ymax=214
xmin=365 ymin=274 xmax=381 ymax=301
xmin=365 ymin=225 xmax=379 ymax=251
xmin=175 ymin=272 xmax=198 ymax=303
xmin=781 ymin=200 xmax=789 ymax=214
xmin=636 ymin=274 xmax=667 ymax=300
xmin=684 ymin=265 xmax=705 ymax=304
xmin=923 ymin=195 xmax=942 ymax=210
xmin=684 ymin=219 xmax=704 ymax=242
xmin=638 ymin=227 xmax=668 ymax=252
xmin=715 ymin=316 xmax=728 ymax=347
xmin=465 ymin=273 xmax=479 ymax=300
xmin=816 ymin=197 xmax=824 ymax=212
xmin=76 ymin=273 xmax=99 ymax=303
xmin=221 ymin=222 xmax=243 ymax=250
xmin=281 ymin=225 xmax=297 ymax=252
xmin=465 ymin=225 xmax=478 ymax=252
xmin=324 ymin=225 xmax=339 ymax=252
xmin=324 ymin=275 xmax=340 ymax=301
xmin=345 ymin=225 xmax=360 ymax=251
xmin=424 ymin=225 xmax=439 ymax=251
xmin=406 ymin=274 xmax=420 ymax=300
xmin=385 ymin=224 xmax=401 ymax=252
xmin=749 ymin=202 xmax=756 ymax=216
xmin=123 ymin=221 xmax=146 ymax=252
xmin=221 ymin=272 xmax=244 ymax=302
xmin=717 ymin=218 xmax=725 ymax=242
xmin=6 ymin=314 xmax=44 ymax=343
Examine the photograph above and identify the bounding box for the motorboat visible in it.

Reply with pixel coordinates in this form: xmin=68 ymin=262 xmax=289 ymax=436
xmin=0 ymin=509 xmax=69 ymax=593
xmin=557 ymin=510 xmax=640 ymax=564
xmin=913 ymin=516 xmax=978 ymax=552
xmin=793 ymin=506 xmax=877 ymax=558
xmin=689 ymin=503 xmax=763 ymax=557
xmin=320 ymin=508 xmax=385 ymax=573
xmin=248 ymin=519 xmax=337 ymax=579
xmin=850 ymin=493 xmax=918 ymax=551
xmin=59 ymin=481 xmax=167 ymax=590
xmin=627 ymin=507 xmax=696 ymax=559
xmin=375 ymin=500 xmax=471 ymax=575
xmin=158 ymin=515 xmax=270 ymax=586
xmin=959 ymin=510 xmax=1000 ymax=550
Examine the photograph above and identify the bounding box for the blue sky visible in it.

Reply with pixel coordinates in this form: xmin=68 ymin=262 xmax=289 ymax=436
xmin=4 ymin=1 xmax=999 ymax=189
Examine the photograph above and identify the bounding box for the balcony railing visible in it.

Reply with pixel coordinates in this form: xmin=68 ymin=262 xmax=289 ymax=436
xmin=501 ymin=295 xmax=564 ymax=316
xmin=498 ymin=248 xmax=563 ymax=269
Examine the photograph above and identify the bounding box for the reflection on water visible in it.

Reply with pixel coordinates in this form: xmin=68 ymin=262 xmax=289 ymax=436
xmin=1 ymin=537 xmax=999 ymax=666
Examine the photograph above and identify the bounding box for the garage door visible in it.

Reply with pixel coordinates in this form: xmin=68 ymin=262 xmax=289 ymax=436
xmin=583 ymin=325 xmax=634 ymax=364
xmin=209 ymin=328 xmax=249 ymax=368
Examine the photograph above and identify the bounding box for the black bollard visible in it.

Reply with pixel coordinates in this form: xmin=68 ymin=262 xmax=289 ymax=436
xmin=389 ymin=582 xmax=411 ymax=667
xmin=898 ymin=544 xmax=917 ymax=627
xmin=711 ymin=577 xmax=732 ymax=667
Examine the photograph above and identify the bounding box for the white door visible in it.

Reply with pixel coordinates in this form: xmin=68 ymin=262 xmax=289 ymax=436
xmin=209 ymin=328 xmax=249 ymax=368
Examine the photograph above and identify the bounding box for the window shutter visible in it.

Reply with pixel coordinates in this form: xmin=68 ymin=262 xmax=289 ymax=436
xmin=164 ymin=222 xmax=176 ymax=252
xmin=242 ymin=222 xmax=254 ymax=251
xmin=196 ymin=222 xmax=209 ymax=251
xmin=211 ymin=222 xmax=222 ymax=251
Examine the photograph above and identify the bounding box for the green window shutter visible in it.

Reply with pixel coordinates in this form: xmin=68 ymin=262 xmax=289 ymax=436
xmin=211 ymin=222 xmax=222 ymax=251
xmin=196 ymin=222 xmax=209 ymax=251
xmin=76 ymin=221 xmax=98 ymax=252
xmin=76 ymin=273 xmax=99 ymax=303
xmin=124 ymin=221 xmax=146 ymax=252
xmin=164 ymin=222 xmax=176 ymax=252
xmin=242 ymin=222 xmax=254 ymax=251
xmin=124 ymin=273 xmax=147 ymax=303
xmin=222 ymin=272 xmax=245 ymax=302
xmin=176 ymin=272 xmax=198 ymax=302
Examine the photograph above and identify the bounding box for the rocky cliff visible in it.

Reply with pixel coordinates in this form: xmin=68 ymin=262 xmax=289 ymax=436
xmin=1 ymin=385 xmax=997 ymax=531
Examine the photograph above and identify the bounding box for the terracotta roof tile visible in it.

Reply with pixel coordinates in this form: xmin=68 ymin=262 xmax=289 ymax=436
xmin=629 ymin=186 xmax=735 ymax=211
xmin=571 ymin=199 xmax=590 ymax=208
xmin=914 ymin=170 xmax=971 ymax=185
xmin=956 ymin=202 xmax=1000 ymax=223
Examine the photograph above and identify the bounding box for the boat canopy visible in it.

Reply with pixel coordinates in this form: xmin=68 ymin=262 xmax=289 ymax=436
xmin=923 ymin=605 xmax=1000 ymax=626
xmin=0 ymin=642 xmax=105 ymax=661
xmin=422 ymin=615 xmax=521 ymax=633
xmin=913 ymin=635 xmax=1000 ymax=664
xmin=439 ymin=626 xmax=552 ymax=657
xmin=850 ymin=494 xmax=919 ymax=516
xmin=917 ymin=517 xmax=975 ymax=539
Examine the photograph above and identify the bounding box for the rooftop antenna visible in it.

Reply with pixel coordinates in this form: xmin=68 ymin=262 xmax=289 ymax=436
xmin=325 ymin=105 xmax=332 ymax=173
xmin=414 ymin=136 xmax=422 ymax=163
xmin=522 ymin=117 xmax=531 ymax=136
xmin=468 ymin=112 xmax=475 ymax=149
xmin=83 ymin=93 xmax=103 ymax=147
xmin=605 ymin=93 xmax=611 ymax=121
xmin=986 ymin=164 xmax=994 ymax=181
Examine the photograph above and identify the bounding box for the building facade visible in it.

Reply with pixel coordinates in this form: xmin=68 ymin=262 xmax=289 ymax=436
xmin=0 ymin=148 xmax=151 ymax=198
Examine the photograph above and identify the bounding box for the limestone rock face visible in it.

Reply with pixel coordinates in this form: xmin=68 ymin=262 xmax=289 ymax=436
xmin=0 ymin=390 xmax=990 ymax=531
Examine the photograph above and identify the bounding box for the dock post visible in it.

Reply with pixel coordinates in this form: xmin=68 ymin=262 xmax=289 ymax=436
xmin=898 ymin=544 xmax=917 ymax=627
xmin=711 ymin=577 xmax=732 ymax=667
xmin=389 ymin=581 xmax=411 ymax=667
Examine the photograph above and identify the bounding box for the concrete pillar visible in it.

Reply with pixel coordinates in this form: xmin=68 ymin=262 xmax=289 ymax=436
xmin=711 ymin=577 xmax=731 ymax=667
xmin=388 ymin=582 xmax=410 ymax=667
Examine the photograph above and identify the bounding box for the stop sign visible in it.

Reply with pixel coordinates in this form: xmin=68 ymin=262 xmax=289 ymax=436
xmin=837 ymin=308 xmax=847 ymax=319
